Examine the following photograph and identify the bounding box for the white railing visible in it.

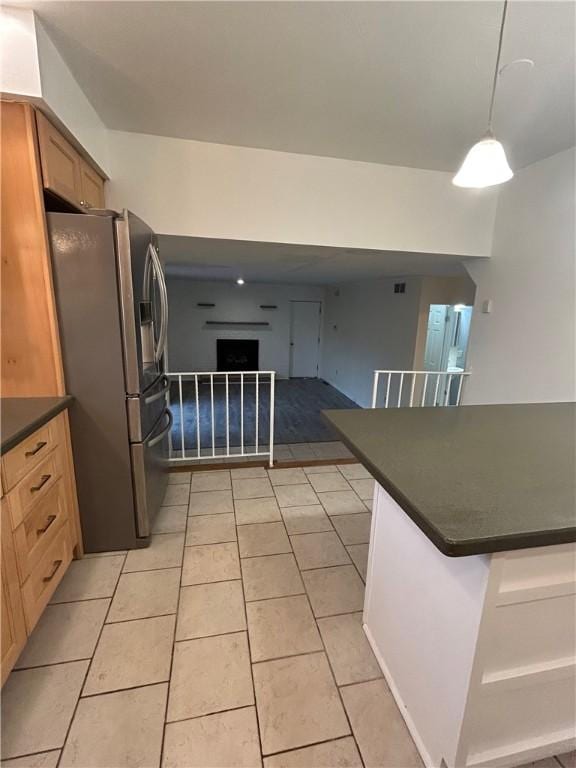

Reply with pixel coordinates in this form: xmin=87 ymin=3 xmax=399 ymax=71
xmin=371 ymin=370 xmax=471 ymax=409
xmin=167 ymin=371 xmax=275 ymax=467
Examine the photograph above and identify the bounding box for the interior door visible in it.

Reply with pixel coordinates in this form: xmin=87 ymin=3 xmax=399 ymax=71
xmin=424 ymin=304 xmax=449 ymax=405
xmin=289 ymin=301 xmax=322 ymax=378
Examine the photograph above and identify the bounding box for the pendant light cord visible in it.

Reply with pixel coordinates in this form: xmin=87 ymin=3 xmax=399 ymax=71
xmin=487 ymin=0 xmax=509 ymax=133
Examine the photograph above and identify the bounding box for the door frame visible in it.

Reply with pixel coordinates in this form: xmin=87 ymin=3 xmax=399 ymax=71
xmin=289 ymin=300 xmax=322 ymax=378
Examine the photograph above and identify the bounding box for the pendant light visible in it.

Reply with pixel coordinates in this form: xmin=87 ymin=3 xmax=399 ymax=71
xmin=453 ymin=0 xmax=513 ymax=188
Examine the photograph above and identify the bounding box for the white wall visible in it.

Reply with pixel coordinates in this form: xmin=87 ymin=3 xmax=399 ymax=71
xmin=0 ymin=8 xmax=109 ymax=174
xmin=320 ymin=277 xmax=422 ymax=406
xmin=35 ymin=20 xmax=109 ymax=174
xmin=107 ymin=129 xmax=498 ymax=257
xmin=0 ymin=8 xmax=42 ymax=98
xmin=2 ymin=10 xmax=497 ymax=259
xmin=464 ymin=147 xmax=576 ymax=404
xmin=166 ymin=278 xmax=325 ymax=377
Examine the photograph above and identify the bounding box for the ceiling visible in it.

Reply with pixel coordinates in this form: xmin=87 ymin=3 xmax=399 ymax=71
xmin=24 ymin=0 xmax=575 ymax=171
xmin=159 ymin=236 xmax=480 ymax=285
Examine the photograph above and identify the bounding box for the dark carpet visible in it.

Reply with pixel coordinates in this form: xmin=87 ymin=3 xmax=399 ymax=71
xmin=169 ymin=377 xmax=359 ymax=452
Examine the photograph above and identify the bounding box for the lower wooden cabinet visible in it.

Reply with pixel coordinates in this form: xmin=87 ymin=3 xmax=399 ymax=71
xmin=0 ymin=410 xmax=82 ymax=684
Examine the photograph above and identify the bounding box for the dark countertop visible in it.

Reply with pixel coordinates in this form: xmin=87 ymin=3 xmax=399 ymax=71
xmin=323 ymin=403 xmax=576 ymax=557
xmin=1 ymin=397 xmax=73 ymax=454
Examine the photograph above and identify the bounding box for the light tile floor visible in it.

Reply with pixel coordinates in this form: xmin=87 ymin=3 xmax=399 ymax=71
xmin=1 ymin=464 xmax=574 ymax=768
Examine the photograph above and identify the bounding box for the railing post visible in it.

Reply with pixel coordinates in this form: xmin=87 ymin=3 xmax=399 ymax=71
xmin=397 ymin=372 xmax=405 ymax=407
xmin=456 ymin=373 xmax=465 ymax=405
xmin=385 ymin=372 xmax=391 ymax=408
xmin=371 ymin=370 xmax=379 ymax=409
xmin=225 ymin=374 xmax=230 ymax=457
xmin=409 ymin=372 xmax=417 ymax=407
xmin=195 ymin=375 xmax=201 ymax=457
xmin=421 ymin=373 xmax=429 ymax=406
xmin=268 ymin=372 xmax=275 ymax=468
xmin=210 ymin=374 xmax=215 ymax=457
xmin=444 ymin=373 xmax=454 ymax=406
xmin=255 ymin=371 xmax=259 ymax=453
xmin=240 ymin=373 xmax=244 ymax=455
xmin=433 ymin=373 xmax=441 ymax=407
xmin=178 ymin=374 xmax=185 ymax=459
xmin=167 ymin=379 xmax=173 ymax=459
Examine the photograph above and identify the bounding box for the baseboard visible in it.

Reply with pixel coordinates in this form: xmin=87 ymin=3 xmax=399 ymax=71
xmin=363 ymin=622 xmax=436 ymax=768
xmin=169 ymin=456 xmax=358 ymax=472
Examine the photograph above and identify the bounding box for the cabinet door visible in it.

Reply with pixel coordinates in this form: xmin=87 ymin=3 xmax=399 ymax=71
xmin=79 ymin=159 xmax=105 ymax=209
xmin=36 ymin=111 xmax=82 ymax=207
xmin=0 ymin=102 xmax=65 ymax=397
xmin=1 ymin=509 xmax=27 ymax=686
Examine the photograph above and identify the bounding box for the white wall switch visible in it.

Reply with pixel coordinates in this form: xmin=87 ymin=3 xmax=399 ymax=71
xmin=481 ymin=299 xmax=493 ymax=314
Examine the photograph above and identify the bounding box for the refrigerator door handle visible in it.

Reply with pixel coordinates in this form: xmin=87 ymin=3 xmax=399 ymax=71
xmin=148 ymin=243 xmax=168 ymax=363
xmin=148 ymin=409 xmax=173 ymax=448
xmin=144 ymin=375 xmax=170 ymax=405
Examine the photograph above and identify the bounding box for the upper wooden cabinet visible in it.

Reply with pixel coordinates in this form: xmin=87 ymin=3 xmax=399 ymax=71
xmin=1 ymin=100 xmax=107 ymax=397
xmin=36 ymin=110 xmax=106 ymax=210
xmin=79 ymin=158 xmax=106 ymax=209
xmin=1 ymin=101 xmax=65 ymax=397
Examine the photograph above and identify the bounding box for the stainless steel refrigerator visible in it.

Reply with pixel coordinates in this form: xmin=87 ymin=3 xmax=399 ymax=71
xmin=48 ymin=210 xmax=172 ymax=552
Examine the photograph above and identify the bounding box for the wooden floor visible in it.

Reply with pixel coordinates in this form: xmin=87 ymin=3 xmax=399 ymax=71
xmin=169 ymin=378 xmax=359 ymax=450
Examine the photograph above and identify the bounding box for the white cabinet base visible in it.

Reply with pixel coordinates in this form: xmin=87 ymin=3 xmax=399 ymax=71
xmin=364 ymin=483 xmax=576 ymax=768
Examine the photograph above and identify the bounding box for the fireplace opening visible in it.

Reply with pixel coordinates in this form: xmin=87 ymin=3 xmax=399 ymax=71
xmin=217 ymin=339 xmax=259 ymax=372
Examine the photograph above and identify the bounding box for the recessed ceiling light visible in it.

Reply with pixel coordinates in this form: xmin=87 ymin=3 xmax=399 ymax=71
xmin=236 ymin=278 xmax=245 ymax=285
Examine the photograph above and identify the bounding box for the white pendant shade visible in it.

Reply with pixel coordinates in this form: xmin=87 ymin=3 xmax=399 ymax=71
xmin=452 ymin=137 xmax=513 ymax=188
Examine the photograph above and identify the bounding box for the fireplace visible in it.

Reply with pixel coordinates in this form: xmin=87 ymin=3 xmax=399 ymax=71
xmin=217 ymin=339 xmax=259 ymax=372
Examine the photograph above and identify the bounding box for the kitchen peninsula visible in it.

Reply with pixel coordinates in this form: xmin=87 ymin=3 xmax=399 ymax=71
xmin=324 ymin=403 xmax=576 ymax=768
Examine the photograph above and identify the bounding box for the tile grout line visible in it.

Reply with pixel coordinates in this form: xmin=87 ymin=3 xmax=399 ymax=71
xmin=328 ymin=509 xmax=370 ymax=584
xmin=158 ymin=495 xmax=188 ymax=768
xmin=164 ymin=702 xmax=259 ymax=729
xmin=233 ymin=510 xmax=266 ymax=766
xmin=260 ymin=734 xmax=360 ymax=762
xmin=54 ymin=550 xmax=129 ymax=768
xmin=297 ymin=555 xmax=367 ymax=767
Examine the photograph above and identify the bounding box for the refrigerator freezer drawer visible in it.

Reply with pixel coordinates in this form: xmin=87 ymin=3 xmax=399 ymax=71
xmin=131 ymin=409 xmax=172 ymax=538
xmin=127 ymin=375 xmax=170 ymax=443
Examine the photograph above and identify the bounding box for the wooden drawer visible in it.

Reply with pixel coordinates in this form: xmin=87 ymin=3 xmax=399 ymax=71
xmin=6 ymin=447 xmax=64 ymax=530
xmin=2 ymin=422 xmax=59 ymax=491
xmin=21 ymin=522 xmax=72 ymax=633
xmin=13 ymin=480 xmax=68 ymax=585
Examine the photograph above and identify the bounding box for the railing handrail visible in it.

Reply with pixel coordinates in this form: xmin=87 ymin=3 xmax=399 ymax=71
xmin=373 ymin=369 xmax=471 ymax=375
xmin=167 ymin=370 xmax=275 ymax=376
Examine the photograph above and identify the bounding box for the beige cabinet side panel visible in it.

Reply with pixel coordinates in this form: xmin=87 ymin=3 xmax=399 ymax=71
xmin=1 ymin=508 xmax=27 ymax=685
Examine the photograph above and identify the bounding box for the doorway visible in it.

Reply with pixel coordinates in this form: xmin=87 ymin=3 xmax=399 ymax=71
xmin=289 ymin=301 xmax=322 ymax=378
xmin=424 ymin=303 xmax=473 ymax=404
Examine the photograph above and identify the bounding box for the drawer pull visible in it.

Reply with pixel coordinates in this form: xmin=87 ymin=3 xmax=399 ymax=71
xmin=37 ymin=514 xmax=57 ymax=536
xmin=42 ymin=559 xmax=63 ymax=582
xmin=25 ymin=441 xmax=48 ymax=457
xmin=30 ymin=475 xmax=51 ymax=493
